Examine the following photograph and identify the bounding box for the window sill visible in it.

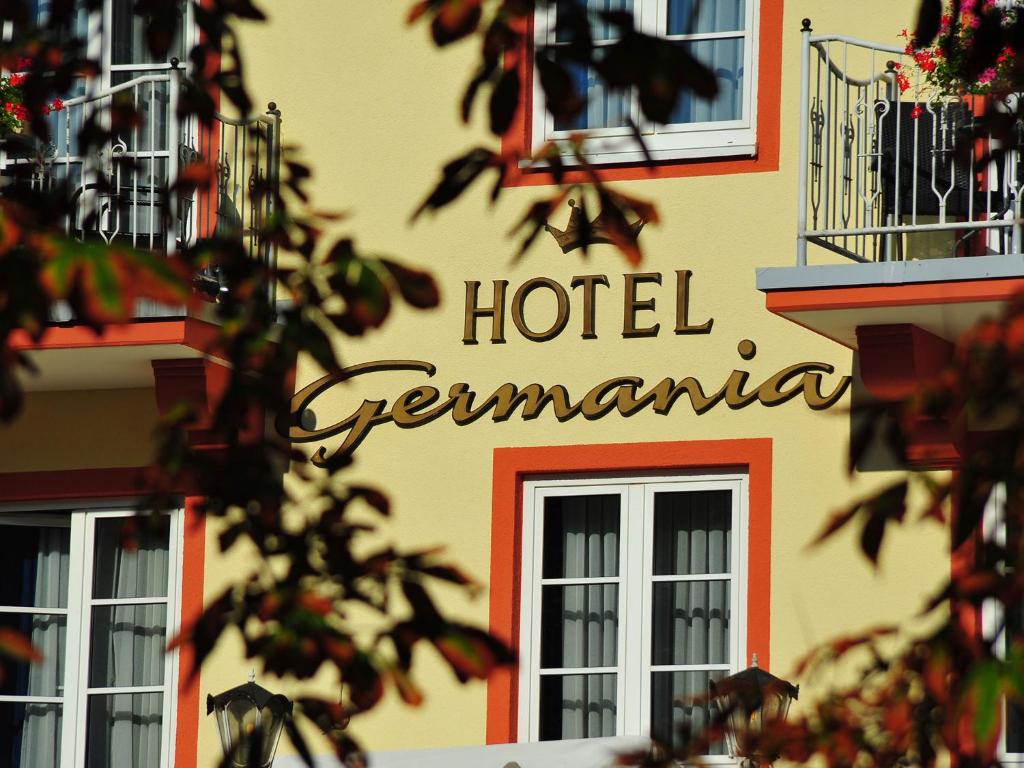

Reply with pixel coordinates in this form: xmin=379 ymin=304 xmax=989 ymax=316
xmin=520 ymin=142 xmax=757 ymax=169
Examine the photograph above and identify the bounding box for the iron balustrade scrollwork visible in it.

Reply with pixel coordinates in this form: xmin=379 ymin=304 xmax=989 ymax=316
xmin=797 ymin=22 xmax=1024 ymax=265
xmin=0 ymin=63 xmax=281 ymax=316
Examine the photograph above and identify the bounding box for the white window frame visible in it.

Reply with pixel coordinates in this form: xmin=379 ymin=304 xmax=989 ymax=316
xmin=980 ymin=483 xmax=1024 ymax=764
xmin=0 ymin=504 xmax=184 ymax=768
xmin=531 ymin=0 xmax=759 ymax=165
xmin=518 ymin=470 xmax=748 ymax=759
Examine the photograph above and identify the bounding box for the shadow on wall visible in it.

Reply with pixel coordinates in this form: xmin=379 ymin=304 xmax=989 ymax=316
xmin=848 ymin=352 xmax=906 ymax=473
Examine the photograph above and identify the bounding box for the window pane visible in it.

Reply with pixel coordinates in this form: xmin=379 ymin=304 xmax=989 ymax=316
xmin=650 ymin=669 xmax=727 ymax=753
xmin=0 ymin=613 xmax=66 ymax=697
xmin=654 ymin=490 xmax=731 ymax=575
xmin=541 ymin=584 xmax=618 ymax=669
xmin=542 ymin=495 xmax=620 ymax=578
xmin=667 ymin=0 xmax=746 ymax=35
xmin=0 ymin=701 xmax=62 ymax=768
xmin=651 ymin=580 xmax=730 ymax=666
xmin=85 ymin=692 xmax=163 ymax=768
xmin=556 ymin=0 xmax=633 ymax=43
xmin=1007 ymin=598 xmax=1024 ymax=752
xmin=552 ymin=55 xmax=630 ymax=132
xmin=89 ymin=604 xmax=167 ymax=688
xmin=111 ymin=0 xmax=186 ymax=65
xmin=109 ymin=73 xmax=173 ymax=153
xmin=670 ymin=38 xmax=745 ymax=124
xmin=0 ymin=525 xmax=70 ymax=609
xmin=539 ymin=674 xmax=616 ymax=740
xmin=92 ymin=517 xmax=170 ymax=600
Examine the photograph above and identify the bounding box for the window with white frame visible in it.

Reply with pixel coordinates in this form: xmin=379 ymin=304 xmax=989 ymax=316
xmin=982 ymin=483 xmax=1024 ymax=760
xmin=0 ymin=508 xmax=182 ymax=768
xmin=532 ymin=0 xmax=758 ymax=164
xmin=520 ymin=473 xmax=747 ymax=754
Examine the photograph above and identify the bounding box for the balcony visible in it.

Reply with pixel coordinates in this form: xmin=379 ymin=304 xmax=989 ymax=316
xmin=757 ymin=24 xmax=1024 ymax=466
xmin=2 ymin=63 xmax=281 ymax=394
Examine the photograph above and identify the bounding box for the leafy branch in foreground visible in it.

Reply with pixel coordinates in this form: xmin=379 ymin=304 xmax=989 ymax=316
xmin=408 ymin=0 xmax=715 ymax=262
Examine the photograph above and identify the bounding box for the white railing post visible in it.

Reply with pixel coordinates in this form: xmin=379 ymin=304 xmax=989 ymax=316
xmin=796 ymin=18 xmax=812 ymax=266
xmin=165 ymin=57 xmax=182 ymax=255
xmin=264 ymin=101 xmax=282 ymax=306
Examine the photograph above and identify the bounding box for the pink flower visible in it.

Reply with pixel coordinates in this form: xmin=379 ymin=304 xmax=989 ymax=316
xmin=979 ymin=66 xmax=998 ymax=84
xmin=969 ymin=14 xmax=982 ymax=29
xmin=911 ymin=105 xmax=924 ymax=119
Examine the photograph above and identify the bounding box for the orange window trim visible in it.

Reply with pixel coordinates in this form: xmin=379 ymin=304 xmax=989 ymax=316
xmin=0 ymin=469 xmax=206 ymax=768
xmin=500 ymin=0 xmax=783 ymax=187
xmin=487 ymin=438 xmax=773 ymax=744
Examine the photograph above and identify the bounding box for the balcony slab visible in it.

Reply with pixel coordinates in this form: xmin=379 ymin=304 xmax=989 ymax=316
xmin=756 ymin=255 xmax=1024 ymax=349
xmin=11 ymin=317 xmax=222 ymax=392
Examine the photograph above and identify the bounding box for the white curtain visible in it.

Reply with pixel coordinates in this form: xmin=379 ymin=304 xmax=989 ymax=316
xmin=14 ymin=526 xmax=70 ymax=768
xmin=650 ymin=491 xmax=731 ymax=752
xmin=668 ymin=0 xmax=745 ymax=34
xmin=670 ymin=37 xmax=744 ymax=124
xmin=87 ymin=519 xmax=169 ymax=768
xmin=553 ymin=0 xmax=632 ymax=132
xmin=541 ymin=495 xmax=619 ymax=740
xmin=110 ymin=0 xmax=186 ymax=65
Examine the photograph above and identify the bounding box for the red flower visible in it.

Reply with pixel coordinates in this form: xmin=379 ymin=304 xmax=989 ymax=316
xmin=3 ymin=102 xmax=11 ymax=114
xmin=8 ymin=73 xmax=25 ymax=87
xmin=51 ymin=98 xmax=63 ymax=112
xmin=911 ymin=105 xmax=924 ymax=119
xmin=12 ymin=104 xmax=27 ymax=120
xmin=897 ymin=72 xmax=911 ymax=93
xmin=15 ymin=57 xmax=31 ymax=71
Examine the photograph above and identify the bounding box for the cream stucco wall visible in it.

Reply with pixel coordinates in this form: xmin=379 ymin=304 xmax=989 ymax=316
xmin=223 ymin=0 xmax=951 ymax=762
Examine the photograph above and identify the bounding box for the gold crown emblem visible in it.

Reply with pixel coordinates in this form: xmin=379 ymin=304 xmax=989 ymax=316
xmin=545 ymin=198 xmax=646 ymax=254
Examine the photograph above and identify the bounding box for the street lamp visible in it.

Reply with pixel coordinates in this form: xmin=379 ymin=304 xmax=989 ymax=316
xmin=207 ymin=673 xmax=293 ymax=768
xmin=709 ymin=654 xmax=799 ymax=765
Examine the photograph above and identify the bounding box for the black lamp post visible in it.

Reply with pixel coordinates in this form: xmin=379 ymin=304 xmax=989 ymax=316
xmin=207 ymin=673 xmax=293 ymax=768
xmin=709 ymin=654 xmax=799 ymax=765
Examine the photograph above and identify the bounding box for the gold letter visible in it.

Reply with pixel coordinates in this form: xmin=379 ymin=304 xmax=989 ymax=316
xmin=463 ymin=280 xmax=508 ymax=344
xmin=391 ymin=386 xmax=444 ymax=427
xmin=511 ymin=277 xmax=571 ymax=342
xmin=570 ymin=274 xmax=610 ymax=339
xmin=674 ymin=270 xmax=714 ymax=335
xmin=623 ymin=272 xmax=661 ymax=338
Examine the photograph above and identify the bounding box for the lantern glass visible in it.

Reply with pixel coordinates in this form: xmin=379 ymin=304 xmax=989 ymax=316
xmin=709 ymin=660 xmax=799 ymax=762
xmin=208 ymin=680 xmax=292 ymax=768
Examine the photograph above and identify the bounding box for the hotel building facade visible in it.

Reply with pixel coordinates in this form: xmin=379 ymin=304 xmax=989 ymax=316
xmin=1 ymin=1 xmax=1017 ymax=766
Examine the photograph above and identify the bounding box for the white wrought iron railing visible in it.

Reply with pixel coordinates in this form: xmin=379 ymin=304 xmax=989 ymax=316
xmin=797 ymin=20 xmax=1024 ymax=265
xmin=0 ymin=60 xmax=280 ymax=308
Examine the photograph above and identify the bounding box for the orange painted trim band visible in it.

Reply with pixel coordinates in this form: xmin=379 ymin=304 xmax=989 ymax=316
xmin=10 ymin=317 xmax=221 ymax=356
xmin=499 ymin=0 xmax=782 ymax=186
xmin=765 ymin=278 xmax=1024 ymax=314
xmin=0 ymin=469 xmax=205 ymax=768
xmin=487 ymin=438 xmax=773 ymax=744
xmin=176 ymin=496 xmax=206 ymax=768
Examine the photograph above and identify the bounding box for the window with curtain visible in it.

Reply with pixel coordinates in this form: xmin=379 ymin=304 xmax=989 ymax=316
xmin=533 ymin=0 xmax=758 ymax=163
xmin=0 ymin=509 xmax=180 ymax=768
xmin=983 ymin=483 xmax=1024 ymax=759
xmin=521 ymin=475 xmax=746 ymax=755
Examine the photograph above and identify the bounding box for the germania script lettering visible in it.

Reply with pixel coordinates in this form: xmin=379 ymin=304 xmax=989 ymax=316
xmin=281 ymin=340 xmax=851 ymax=465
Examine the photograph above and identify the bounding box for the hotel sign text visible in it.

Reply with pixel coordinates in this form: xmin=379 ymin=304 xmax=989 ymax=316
xmin=282 ymin=271 xmax=851 ymax=463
